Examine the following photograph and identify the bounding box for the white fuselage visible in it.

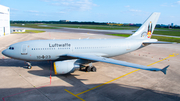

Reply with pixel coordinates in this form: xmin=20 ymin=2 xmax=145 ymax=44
xmin=2 ymin=39 xmax=143 ymax=61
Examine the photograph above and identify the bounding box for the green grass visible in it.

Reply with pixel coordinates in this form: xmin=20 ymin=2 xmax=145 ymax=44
xmin=132 ymin=30 xmax=180 ymax=37
xmin=151 ymin=36 xmax=180 ymax=43
xmin=12 ymin=30 xmax=45 ymax=34
xmin=11 ymin=24 xmax=138 ymax=30
xmin=11 ymin=23 xmax=180 ymax=37
xmin=108 ymin=34 xmax=180 ymax=43
xmin=108 ymin=34 xmax=131 ymax=37
xmin=11 ymin=24 xmax=59 ymax=29
xmin=153 ymin=31 xmax=180 ymax=36
xmin=155 ymin=27 xmax=180 ymax=31
xmin=47 ymin=24 xmax=138 ymax=30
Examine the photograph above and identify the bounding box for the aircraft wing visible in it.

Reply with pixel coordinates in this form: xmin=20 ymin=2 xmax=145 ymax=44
xmin=62 ymin=53 xmax=169 ymax=74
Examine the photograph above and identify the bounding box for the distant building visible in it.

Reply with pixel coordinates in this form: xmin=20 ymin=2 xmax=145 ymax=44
xmin=60 ymin=20 xmax=69 ymax=22
xmin=11 ymin=28 xmax=26 ymax=33
xmin=0 ymin=5 xmax=10 ymax=37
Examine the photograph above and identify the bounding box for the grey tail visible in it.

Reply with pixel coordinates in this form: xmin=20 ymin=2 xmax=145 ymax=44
xmin=161 ymin=65 xmax=169 ymax=75
xmin=127 ymin=12 xmax=160 ymax=39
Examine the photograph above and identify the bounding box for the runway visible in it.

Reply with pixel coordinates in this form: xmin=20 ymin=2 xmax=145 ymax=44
xmin=0 ymin=29 xmax=180 ymax=101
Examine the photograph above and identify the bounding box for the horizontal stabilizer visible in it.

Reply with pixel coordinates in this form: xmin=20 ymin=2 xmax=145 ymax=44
xmin=161 ymin=65 xmax=169 ymax=75
xmin=143 ymin=42 xmax=176 ymax=44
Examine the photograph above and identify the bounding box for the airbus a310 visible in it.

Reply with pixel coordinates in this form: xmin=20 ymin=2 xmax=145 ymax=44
xmin=2 ymin=12 xmax=170 ymax=75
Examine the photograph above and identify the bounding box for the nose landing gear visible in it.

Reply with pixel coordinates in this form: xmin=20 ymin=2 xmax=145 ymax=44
xmin=26 ymin=62 xmax=32 ymax=69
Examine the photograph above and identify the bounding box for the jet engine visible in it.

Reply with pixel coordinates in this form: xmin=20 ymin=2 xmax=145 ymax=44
xmin=54 ymin=60 xmax=80 ymax=75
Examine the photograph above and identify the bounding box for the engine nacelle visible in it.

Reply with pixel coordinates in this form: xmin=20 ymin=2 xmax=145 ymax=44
xmin=54 ymin=60 xmax=80 ymax=75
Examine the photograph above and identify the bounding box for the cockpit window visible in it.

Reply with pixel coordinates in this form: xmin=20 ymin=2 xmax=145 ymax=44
xmin=9 ymin=47 xmax=14 ymax=50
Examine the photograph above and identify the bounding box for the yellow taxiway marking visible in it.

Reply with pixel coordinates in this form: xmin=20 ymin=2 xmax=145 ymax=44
xmin=65 ymin=89 xmax=85 ymax=101
xmin=65 ymin=53 xmax=179 ymax=100
xmin=147 ymin=53 xmax=179 ymax=66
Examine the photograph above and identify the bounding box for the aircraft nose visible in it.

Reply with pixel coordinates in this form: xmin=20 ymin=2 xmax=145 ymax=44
xmin=2 ymin=49 xmax=8 ymax=56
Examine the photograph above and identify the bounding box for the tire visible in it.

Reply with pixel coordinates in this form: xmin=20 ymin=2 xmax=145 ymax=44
xmin=86 ymin=66 xmax=91 ymax=72
xmin=91 ymin=66 xmax=96 ymax=72
xmin=28 ymin=66 xmax=32 ymax=69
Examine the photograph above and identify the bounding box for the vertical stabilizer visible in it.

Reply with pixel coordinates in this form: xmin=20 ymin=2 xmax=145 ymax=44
xmin=128 ymin=12 xmax=160 ymax=39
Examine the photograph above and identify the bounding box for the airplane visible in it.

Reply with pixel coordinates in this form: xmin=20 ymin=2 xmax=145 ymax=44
xmin=2 ymin=12 xmax=170 ymax=75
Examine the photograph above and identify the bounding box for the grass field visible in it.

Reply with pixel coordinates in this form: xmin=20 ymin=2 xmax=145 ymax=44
xmin=153 ymin=30 xmax=180 ymax=36
xmin=132 ymin=29 xmax=180 ymax=37
xmin=47 ymin=24 xmax=138 ymax=30
xmin=11 ymin=24 xmax=59 ymax=29
xmin=12 ymin=30 xmax=45 ymax=34
xmin=11 ymin=24 xmax=138 ymax=30
xmin=11 ymin=24 xmax=180 ymax=37
xmin=108 ymin=34 xmax=180 ymax=43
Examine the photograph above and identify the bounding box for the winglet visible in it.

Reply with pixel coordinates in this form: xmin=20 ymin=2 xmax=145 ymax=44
xmin=161 ymin=65 xmax=169 ymax=75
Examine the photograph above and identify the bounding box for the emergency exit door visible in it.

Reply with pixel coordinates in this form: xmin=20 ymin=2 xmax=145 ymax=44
xmin=21 ymin=44 xmax=28 ymax=55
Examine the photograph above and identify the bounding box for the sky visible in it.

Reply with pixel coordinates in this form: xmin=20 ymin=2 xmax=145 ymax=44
xmin=1 ymin=0 xmax=180 ymax=25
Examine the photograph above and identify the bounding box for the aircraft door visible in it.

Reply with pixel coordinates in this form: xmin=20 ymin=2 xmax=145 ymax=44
xmin=21 ymin=44 xmax=28 ymax=55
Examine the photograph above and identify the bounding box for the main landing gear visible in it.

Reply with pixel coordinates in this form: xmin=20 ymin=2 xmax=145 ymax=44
xmin=85 ymin=66 xmax=96 ymax=72
xmin=26 ymin=62 xmax=32 ymax=69
xmin=80 ymin=63 xmax=97 ymax=72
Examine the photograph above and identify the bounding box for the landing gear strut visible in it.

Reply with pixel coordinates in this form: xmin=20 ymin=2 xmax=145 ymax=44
xmin=26 ymin=62 xmax=32 ymax=69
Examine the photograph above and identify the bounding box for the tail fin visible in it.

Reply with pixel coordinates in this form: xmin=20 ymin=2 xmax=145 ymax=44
xmin=128 ymin=12 xmax=160 ymax=39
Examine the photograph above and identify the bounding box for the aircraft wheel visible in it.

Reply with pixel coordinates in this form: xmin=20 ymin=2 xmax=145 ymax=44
xmin=86 ymin=66 xmax=91 ymax=72
xmin=26 ymin=62 xmax=32 ymax=69
xmin=28 ymin=66 xmax=32 ymax=69
xmin=91 ymin=66 xmax=96 ymax=72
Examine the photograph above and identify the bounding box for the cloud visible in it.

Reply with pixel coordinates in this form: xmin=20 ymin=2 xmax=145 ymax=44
xmin=26 ymin=10 xmax=39 ymax=13
xmin=42 ymin=0 xmax=97 ymax=11
xmin=125 ymin=5 xmax=130 ymax=8
xmin=161 ymin=1 xmax=180 ymax=7
xmin=10 ymin=8 xmax=19 ymax=11
xmin=170 ymin=16 xmax=175 ymax=18
xmin=129 ymin=9 xmax=141 ymax=12
xmin=41 ymin=0 xmax=50 ymax=2
xmin=160 ymin=3 xmax=168 ymax=7
xmin=56 ymin=11 xmax=66 ymax=14
xmin=177 ymin=1 xmax=180 ymax=4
